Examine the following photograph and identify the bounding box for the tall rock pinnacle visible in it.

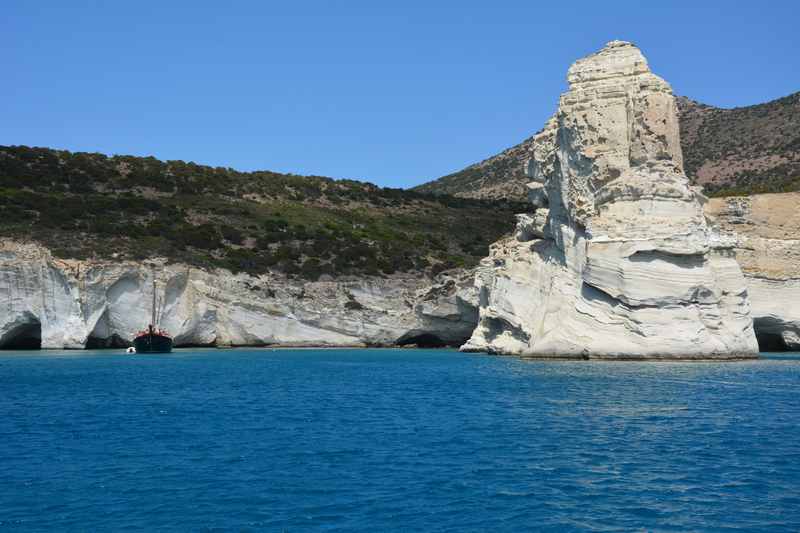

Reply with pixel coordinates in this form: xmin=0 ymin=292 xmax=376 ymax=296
xmin=462 ymin=41 xmax=759 ymax=359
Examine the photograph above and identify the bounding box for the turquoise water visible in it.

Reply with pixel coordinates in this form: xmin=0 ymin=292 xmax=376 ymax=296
xmin=1 ymin=348 xmax=799 ymax=532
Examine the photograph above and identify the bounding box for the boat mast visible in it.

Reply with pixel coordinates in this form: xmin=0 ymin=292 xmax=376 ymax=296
xmin=151 ymin=279 xmax=157 ymax=328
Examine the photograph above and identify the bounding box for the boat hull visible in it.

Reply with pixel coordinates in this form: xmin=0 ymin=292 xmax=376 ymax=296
xmin=133 ymin=334 xmax=173 ymax=354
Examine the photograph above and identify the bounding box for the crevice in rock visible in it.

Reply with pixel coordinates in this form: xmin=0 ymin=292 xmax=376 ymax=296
xmin=628 ymin=249 xmax=705 ymax=267
xmin=580 ymin=282 xmax=623 ymax=307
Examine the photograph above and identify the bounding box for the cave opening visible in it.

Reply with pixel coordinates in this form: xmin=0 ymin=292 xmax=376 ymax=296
xmin=753 ymin=319 xmax=794 ymax=352
xmin=85 ymin=334 xmax=131 ymax=349
xmin=0 ymin=321 xmax=42 ymax=350
xmin=754 ymin=330 xmax=790 ymax=352
xmin=396 ymin=333 xmax=453 ymax=348
xmin=84 ymin=309 xmax=132 ymax=349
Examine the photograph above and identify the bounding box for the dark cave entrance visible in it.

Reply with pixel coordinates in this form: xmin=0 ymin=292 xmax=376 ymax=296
xmin=753 ymin=319 xmax=793 ymax=352
xmin=754 ymin=330 xmax=791 ymax=352
xmin=0 ymin=321 xmax=42 ymax=350
xmin=396 ymin=332 xmax=453 ymax=348
xmin=85 ymin=334 xmax=131 ymax=349
xmin=84 ymin=309 xmax=131 ymax=349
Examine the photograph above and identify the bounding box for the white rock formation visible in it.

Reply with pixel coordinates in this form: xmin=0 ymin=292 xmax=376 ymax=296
xmin=705 ymin=193 xmax=800 ymax=350
xmin=462 ymin=41 xmax=759 ymax=359
xmin=0 ymin=241 xmax=478 ymax=350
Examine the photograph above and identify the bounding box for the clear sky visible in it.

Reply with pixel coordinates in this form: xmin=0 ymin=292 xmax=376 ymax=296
xmin=2 ymin=1 xmax=798 ymax=188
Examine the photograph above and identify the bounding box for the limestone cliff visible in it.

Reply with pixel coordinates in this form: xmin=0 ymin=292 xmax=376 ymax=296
xmin=705 ymin=193 xmax=800 ymax=350
xmin=0 ymin=241 xmax=477 ymax=350
xmin=462 ymin=41 xmax=759 ymax=359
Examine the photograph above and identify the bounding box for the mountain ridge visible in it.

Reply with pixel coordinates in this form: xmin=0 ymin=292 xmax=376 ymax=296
xmin=415 ymin=91 xmax=800 ymax=199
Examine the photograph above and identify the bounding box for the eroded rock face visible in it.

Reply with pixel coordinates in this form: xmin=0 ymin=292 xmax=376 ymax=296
xmin=0 ymin=241 xmax=478 ymax=350
xmin=705 ymin=193 xmax=800 ymax=351
xmin=462 ymin=41 xmax=759 ymax=359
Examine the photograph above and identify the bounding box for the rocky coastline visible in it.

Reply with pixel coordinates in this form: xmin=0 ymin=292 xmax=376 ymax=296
xmin=2 ymin=41 xmax=798 ymax=357
xmin=0 ymin=240 xmax=478 ymax=350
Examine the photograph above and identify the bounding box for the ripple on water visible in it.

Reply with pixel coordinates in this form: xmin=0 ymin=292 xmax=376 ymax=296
xmin=0 ymin=349 xmax=799 ymax=531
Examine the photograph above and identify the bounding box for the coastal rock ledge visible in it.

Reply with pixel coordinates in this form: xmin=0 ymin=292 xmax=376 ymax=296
xmin=0 ymin=241 xmax=478 ymax=350
xmin=461 ymin=41 xmax=759 ymax=359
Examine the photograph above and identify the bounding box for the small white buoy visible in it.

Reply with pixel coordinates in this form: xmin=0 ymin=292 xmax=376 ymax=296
xmin=126 ymin=347 xmax=136 ymax=354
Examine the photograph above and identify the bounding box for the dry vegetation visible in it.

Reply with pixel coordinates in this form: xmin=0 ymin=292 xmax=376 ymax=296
xmin=0 ymin=146 xmax=526 ymax=279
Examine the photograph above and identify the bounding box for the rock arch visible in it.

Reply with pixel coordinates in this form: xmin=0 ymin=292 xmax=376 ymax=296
xmin=85 ymin=309 xmax=130 ymax=349
xmin=753 ymin=317 xmax=800 ymax=352
xmin=0 ymin=313 xmax=42 ymax=350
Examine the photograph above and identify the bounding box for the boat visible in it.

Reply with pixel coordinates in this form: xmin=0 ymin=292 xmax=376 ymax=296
xmin=132 ymin=280 xmax=173 ymax=354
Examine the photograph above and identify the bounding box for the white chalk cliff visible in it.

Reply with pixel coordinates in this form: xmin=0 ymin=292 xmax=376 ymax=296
xmin=705 ymin=193 xmax=800 ymax=351
xmin=0 ymin=241 xmax=477 ymax=349
xmin=462 ymin=41 xmax=759 ymax=358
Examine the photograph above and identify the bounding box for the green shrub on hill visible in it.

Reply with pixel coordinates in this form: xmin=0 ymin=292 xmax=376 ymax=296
xmin=0 ymin=145 xmax=526 ymax=280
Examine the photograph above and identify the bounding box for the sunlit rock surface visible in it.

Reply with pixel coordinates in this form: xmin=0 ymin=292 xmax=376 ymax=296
xmin=462 ymin=41 xmax=759 ymax=359
xmin=705 ymin=193 xmax=800 ymax=351
xmin=0 ymin=241 xmax=477 ymax=350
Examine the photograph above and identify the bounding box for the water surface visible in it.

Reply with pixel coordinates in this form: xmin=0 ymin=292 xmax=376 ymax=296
xmin=1 ymin=348 xmax=799 ymax=532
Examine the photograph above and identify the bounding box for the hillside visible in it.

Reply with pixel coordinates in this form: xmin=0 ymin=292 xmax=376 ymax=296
xmin=677 ymin=93 xmax=800 ymax=196
xmin=415 ymin=91 xmax=800 ymax=199
xmin=0 ymin=145 xmax=526 ymax=279
xmin=412 ymin=135 xmax=536 ymax=201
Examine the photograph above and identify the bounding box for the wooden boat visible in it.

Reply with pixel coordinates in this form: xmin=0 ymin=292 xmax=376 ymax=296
xmin=131 ymin=280 xmax=173 ymax=354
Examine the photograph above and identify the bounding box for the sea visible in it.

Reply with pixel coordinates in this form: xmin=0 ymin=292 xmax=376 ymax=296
xmin=1 ymin=348 xmax=799 ymax=532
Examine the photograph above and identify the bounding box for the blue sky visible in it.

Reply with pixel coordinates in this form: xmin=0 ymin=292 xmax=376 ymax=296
xmin=2 ymin=1 xmax=798 ymax=188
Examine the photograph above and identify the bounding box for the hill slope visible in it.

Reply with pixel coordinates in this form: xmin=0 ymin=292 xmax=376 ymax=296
xmin=0 ymin=146 xmax=526 ymax=279
xmin=415 ymin=91 xmax=800 ymax=199
xmin=677 ymin=93 xmax=800 ymax=196
xmin=413 ymin=135 xmax=537 ymax=201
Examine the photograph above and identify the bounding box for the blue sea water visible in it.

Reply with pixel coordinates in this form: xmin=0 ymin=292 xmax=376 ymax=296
xmin=1 ymin=349 xmax=799 ymax=532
